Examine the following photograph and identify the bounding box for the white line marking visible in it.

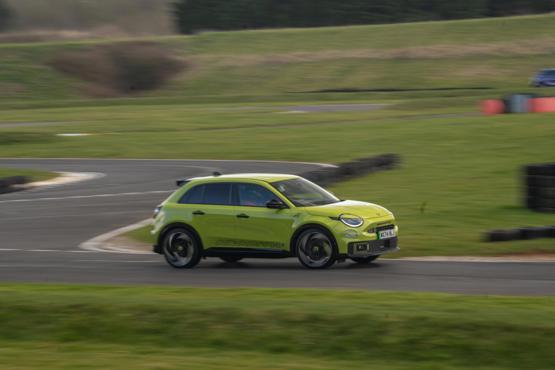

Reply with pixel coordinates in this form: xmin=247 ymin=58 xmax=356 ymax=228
xmin=79 ymin=219 xmax=154 ymax=255
xmin=0 ymin=158 xmax=338 ymax=168
xmin=0 ymin=248 xmax=95 ymax=253
xmin=72 ymin=259 xmax=159 ymax=263
xmin=28 ymin=249 xmax=62 ymax=252
xmin=0 ymin=190 xmax=172 ymax=204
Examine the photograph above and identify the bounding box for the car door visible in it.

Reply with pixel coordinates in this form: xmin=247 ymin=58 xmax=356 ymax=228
xmin=178 ymin=182 xmax=238 ymax=249
xmin=233 ymin=182 xmax=296 ymax=251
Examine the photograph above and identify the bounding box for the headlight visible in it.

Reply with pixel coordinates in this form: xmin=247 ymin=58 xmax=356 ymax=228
xmin=153 ymin=205 xmax=162 ymax=219
xmin=339 ymin=214 xmax=363 ymax=228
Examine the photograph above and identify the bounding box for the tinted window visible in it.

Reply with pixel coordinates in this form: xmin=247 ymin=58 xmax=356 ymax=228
xmin=238 ymin=183 xmax=278 ymax=207
xmin=202 ymin=183 xmax=233 ymax=205
xmin=272 ymin=178 xmax=339 ymax=207
xmin=180 ymin=184 xmax=205 ymax=204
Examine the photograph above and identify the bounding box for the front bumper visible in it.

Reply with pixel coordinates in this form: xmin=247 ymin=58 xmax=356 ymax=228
xmin=347 ymin=237 xmax=399 ymax=258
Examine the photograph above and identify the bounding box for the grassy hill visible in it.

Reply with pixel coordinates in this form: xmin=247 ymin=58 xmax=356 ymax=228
xmin=1 ymin=14 xmax=554 ymax=256
xmin=0 ymin=13 xmax=553 ymax=105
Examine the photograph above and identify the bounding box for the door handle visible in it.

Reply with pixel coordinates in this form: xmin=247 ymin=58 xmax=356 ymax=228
xmin=192 ymin=210 xmax=205 ymax=216
xmin=236 ymin=213 xmax=250 ymax=219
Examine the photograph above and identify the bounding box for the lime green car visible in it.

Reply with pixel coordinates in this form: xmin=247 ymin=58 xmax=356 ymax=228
xmin=152 ymin=173 xmax=398 ymax=269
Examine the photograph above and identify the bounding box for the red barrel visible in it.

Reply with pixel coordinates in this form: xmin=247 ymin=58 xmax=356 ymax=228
xmin=481 ymin=99 xmax=505 ymax=115
xmin=530 ymin=97 xmax=555 ymax=113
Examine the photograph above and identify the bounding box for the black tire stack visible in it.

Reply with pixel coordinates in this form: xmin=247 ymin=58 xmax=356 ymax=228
xmin=0 ymin=176 xmax=29 ymax=194
xmin=525 ymin=164 xmax=555 ymax=213
xmin=486 ymin=226 xmax=555 ymax=242
xmin=302 ymin=154 xmax=401 ymax=186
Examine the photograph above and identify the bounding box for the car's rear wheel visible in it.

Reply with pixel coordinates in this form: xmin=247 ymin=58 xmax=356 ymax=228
xmin=162 ymin=228 xmax=201 ymax=269
xmin=220 ymin=256 xmax=243 ymax=263
xmin=296 ymin=228 xmax=337 ymax=269
xmin=351 ymin=255 xmax=379 ymax=264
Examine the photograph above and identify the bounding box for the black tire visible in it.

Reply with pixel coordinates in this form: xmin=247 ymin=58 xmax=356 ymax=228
xmin=351 ymin=255 xmax=379 ymax=264
xmin=526 ymin=176 xmax=555 ymax=188
xmin=295 ymin=227 xmax=338 ymax=269
xmin=519 ymin=227 xmax=551 ymax=240
xmin=220 ymin=256 xmax=243 ymax=263
xmin=485 ymin=229 xmax=521 ymax=242
xmin=162 ymin=227 xmax=202 ymax=269
xmin=525 ymin=164 xmax=555 ymax=177
xmin=527 ymin=186 xmax=555 ymax=199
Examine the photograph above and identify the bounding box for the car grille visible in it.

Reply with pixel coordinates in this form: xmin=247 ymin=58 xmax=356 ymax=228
xmin=348 ymin=237 xmax=398 ymax=257
xmin=376 ymin=224 xmax=395 ymax=232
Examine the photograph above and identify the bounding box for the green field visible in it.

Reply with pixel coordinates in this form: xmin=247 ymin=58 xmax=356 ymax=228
xmin=0 ymin=284 xmax=554 ymax=370
xmin=1 ymin=13 xmax=554 ymax=256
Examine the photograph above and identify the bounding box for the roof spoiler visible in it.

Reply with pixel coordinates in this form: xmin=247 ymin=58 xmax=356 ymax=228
xmin=176 ymin=172 xmax=222 ymax=187
xmin=176 ymin=179 xmax=190 ymax=187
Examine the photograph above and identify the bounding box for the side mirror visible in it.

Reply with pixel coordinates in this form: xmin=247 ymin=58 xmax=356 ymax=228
xmin=266 ymin=199 xmax=287 ymax=209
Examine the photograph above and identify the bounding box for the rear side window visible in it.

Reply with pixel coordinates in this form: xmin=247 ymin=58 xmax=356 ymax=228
xmin=179 ymin=183 xmax=233 ymax=206
xmin=203 ymin=183 xmax=233 ymax=205
xmin=180 ymin=185 xmax=204 ymax=204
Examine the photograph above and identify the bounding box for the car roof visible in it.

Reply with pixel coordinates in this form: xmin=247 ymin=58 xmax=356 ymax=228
xmin=189 ymin=173 xmax=299 ymax=183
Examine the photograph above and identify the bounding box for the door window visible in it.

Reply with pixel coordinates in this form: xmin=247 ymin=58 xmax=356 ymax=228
xmin=237 ymin=183 xmax=279 ymax=207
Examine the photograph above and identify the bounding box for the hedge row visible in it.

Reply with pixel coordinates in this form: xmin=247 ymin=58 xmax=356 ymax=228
xmin=302 ymin=154 xmax=400 ymax=186
xmin=0 ymin=176 xmax=29 ymax=194
xmin=524 ymin=163 xmax=555 ymax=213
xmin=173 ymin=0 xmax=555 ymax=34
xmin=485 ymin=226 xmax=555 ymax=242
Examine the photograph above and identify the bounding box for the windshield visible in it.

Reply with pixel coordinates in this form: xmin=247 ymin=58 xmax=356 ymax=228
xmin=541 ymin=70 xmax=555 ymax=77
xmin=271 ymin=178 xmax=340 ymax=207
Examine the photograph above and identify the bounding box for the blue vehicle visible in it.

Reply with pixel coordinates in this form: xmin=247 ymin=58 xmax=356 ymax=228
xmin=531 ymin=69 xmax=555 ymax=87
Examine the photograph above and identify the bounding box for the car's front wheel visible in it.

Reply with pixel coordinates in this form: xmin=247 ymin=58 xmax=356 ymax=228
xmin=296 ymin=228 xmax=337 ymax=269
xmin=162 ymin=228 xmax=202 ymax=269
xmin=351 ymin=255 xmax=379 ymax=264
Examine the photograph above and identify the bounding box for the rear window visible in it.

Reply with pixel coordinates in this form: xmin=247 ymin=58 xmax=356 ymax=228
xmin=180 ymin=184 xmax=204 ymax=204
xmin=179 ymin=183 xmax=233 ymax=206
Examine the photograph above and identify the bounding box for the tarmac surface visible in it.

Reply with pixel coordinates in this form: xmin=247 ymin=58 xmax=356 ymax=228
xmin=1 ymin=158 xmax=554 ymax=296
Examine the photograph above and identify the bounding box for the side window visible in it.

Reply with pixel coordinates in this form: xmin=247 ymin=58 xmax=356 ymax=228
xmin=237 ymin=183 xmax=279 ymax=207
xmin=180 ymin=184 xmax=205 ymax=204
xmin=202 ymin=183 xmax=233 ymax=205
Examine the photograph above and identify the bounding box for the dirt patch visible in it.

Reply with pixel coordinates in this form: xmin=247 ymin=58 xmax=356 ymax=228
xmin=50 ymin=42 xmax=187 ymax=96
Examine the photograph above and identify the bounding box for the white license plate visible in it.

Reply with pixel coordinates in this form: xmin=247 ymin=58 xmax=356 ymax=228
xmin=378 ymin=229 xmax=396 ymax=239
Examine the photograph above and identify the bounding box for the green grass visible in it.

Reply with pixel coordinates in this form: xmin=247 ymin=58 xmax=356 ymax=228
xmin=1 ymin=14 xmax=554 ymax=256
xmin=1 ymin=284 xmax=554 ymax=370
xmin=0 ymin=167 xmax=57 ymax=182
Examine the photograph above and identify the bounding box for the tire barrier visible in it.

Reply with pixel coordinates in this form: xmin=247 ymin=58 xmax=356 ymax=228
xmin=524 ymin=163 xmax=555 ymax=213
xmin=0 ymin=176 xmax=30 ymax=194
xmin=481 ymin=94 xmax=555 ymax=115
xmin=485 ymin=226 xmax=555 ymax=242
xmin=503 ymin=94 xmax=536 ymax=114
xmin=302 ymin=154 xmax=401 ymax=186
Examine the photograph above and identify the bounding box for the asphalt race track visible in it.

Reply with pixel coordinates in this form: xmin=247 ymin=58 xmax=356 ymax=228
xmin=1 ymin=158 xmax=554 ymax=296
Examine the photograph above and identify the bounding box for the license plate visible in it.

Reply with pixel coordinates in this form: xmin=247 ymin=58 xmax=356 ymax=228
xmin=378 ymin=229 xmax=396 ymax=239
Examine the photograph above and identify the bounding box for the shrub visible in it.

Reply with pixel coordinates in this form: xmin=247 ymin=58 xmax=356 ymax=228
xmin=173 ymin=0 xmax=555 ymax=34
xmin=50 ymin=42 xmax=186 ymax=96
xmin=0 ymin=0 xmax=13 ymax=31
